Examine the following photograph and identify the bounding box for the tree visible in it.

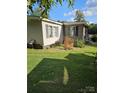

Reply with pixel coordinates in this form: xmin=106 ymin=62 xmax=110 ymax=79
xmin=88 ymin=23 xmax=97 ymax=34
xmin=74 ymin=10 xmax=85 ymax=22
xmin=27 ymin=0 xmax=74 ymax=18
xmin=32 ymin=7 xmax=49 ymax=18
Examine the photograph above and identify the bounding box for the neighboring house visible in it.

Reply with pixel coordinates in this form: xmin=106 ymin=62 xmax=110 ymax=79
xmin=27 ymin=16 xmax=88 ymax=49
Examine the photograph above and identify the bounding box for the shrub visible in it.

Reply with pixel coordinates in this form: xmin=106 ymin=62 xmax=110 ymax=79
xmin=74 ymin=39 xmax=85 ymax=48
xmin=85 ymin=40 xmax=90 ymax=45
xmin=33 ymin=44 xmax=42 ymax=49
xmin=91 ymin=35 xmax=97 ymax=42
xmin=55 ymin=41 xmax=61 ymax=46
xmin=64 ymin=37 xmax=74 ymax=49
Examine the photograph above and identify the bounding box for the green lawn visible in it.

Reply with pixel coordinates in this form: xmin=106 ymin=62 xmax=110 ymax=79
xmin=27 ymin=45 xmax=97 ymax=93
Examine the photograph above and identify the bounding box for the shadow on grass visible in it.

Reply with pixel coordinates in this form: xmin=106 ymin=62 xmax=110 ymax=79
xmin=84 ymin=52 xmax=96 ymax=56
xmin=28 ymin=53 xmax=97 ymax=93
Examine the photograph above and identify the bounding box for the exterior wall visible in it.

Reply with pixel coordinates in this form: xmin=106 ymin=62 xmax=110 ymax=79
xmin=27 ymin=17 xmax=88 ymax=48
xmin=42 ymin=21 xmax=63 ymax=47
xmin=85 ymin=28 xmax=89 ymax=40
xmin=27 ymin=19 xmax=43 ymax=45
xmin=82 ymin=26 xmax=86 ymax=40
xmin=78 ymin=25 xmax=83 ymax=39
xmin=64 ymin=26 xmax=70 ymax=36
xmin=64 ymin=25 xmax=86 ymax=40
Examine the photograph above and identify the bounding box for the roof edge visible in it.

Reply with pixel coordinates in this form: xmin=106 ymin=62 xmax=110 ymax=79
xmin=27 ymin=16 xmax=62 ymax=25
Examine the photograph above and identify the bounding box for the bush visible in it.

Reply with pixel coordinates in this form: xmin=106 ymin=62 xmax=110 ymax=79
xmin=64 ymin=37 xmax=74 ymax=49
xmin=74 ymin=39 xmax=85 ymax=48
xmin=27 ymin=39 xmax=42 ymax=49
xmin=91 ymin=35 xmax=97 ymax=42
xmin=55 ymin=41 xmax=61 ymax=46
xmin=33 ymin=44 xmax=42 ymax=49
xmin=85 ymin=40 xmax=90 ymax=45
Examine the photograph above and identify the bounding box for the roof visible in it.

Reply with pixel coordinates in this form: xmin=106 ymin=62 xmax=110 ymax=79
xmin=27 ymin=16 xmax=88 ymax=26
xmin=63 ymin=21 xmax=88 ymax=27
xmin=42 ymin=18 xmax=63 ymax=25
xmin=27 ymin=16 xmax=62 ymax=25
xmin=27 ymin=16 xmax=41 ymax=20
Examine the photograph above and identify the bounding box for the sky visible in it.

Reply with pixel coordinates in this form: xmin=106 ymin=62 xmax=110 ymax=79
xmin=31 ymin=0 xmax=97 ymax=23
xmin=49 ymin=0 xmax=97 ymax=23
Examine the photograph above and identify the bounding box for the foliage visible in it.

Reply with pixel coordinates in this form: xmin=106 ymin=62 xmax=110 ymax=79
xmin=27 ymin=0 xmax=74 ymax=17
xmin=64 ymin=37 xmax=74 ymax=49
xmin=32 ymin=7 xmax=42 ymax=16
xmin=74 ymin=10 xmax=86 ymax=22
xmin=74 ymin=39 xmax=85 ymax=48
xmin=91 ymin=34 xmax=97 ymax=42
xmin=88 ymin=23 xmax=97 ymax=34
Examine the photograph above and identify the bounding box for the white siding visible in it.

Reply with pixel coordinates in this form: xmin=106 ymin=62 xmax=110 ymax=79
xmin=42 ymin=21 xmax=63 ymax=46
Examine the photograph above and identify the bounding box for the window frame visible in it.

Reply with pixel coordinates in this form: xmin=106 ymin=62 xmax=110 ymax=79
xmin=54 ymin=26 xmax=59 ymax=37
xmin=46 ymin=24 xmax=53 ymax=38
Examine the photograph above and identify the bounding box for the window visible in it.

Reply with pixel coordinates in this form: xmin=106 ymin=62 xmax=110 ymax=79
xmin=46 ymin=25 xmax=53 ymax=38
xmin=70 ymin=26 xmax=76 ymax=37
xmin=46 ymin=25 xmax=59 ymax=38
xmin=54 ymin=27 xmax=59 ymax=37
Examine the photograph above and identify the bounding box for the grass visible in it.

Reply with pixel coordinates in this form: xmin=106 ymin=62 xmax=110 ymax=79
xmin=27 ymin=45 xmax=97 ymax=93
